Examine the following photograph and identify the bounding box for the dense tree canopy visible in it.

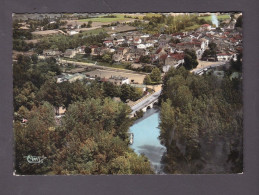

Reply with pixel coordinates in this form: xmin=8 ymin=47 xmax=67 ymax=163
xmin=13 ymin=54 xmax=152 ymax=175
xmin=159 ymin=67 xmax=243 ymax=174
xmin=14 ymin=98 xmax=153 ymax=175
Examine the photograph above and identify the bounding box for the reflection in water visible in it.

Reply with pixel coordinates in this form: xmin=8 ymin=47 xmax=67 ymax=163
xmin=129 ymin=107 xmax=166 ymax=174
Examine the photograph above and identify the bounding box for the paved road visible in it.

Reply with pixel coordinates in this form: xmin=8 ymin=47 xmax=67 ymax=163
xmin=191 ymin=62 xmax=226 ymax=74
xmin=131 ymin=90 xmax=161 ymax=114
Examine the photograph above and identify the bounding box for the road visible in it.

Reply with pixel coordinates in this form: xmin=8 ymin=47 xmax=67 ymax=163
xmin=191 ymin=61 xmax=226 ymax=74
xmin=131 ymin=90 xmax=161 ymax=114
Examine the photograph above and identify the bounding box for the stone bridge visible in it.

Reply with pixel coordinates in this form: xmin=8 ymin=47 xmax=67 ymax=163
xmin=130 ymin=90 xmax=161 ymax=118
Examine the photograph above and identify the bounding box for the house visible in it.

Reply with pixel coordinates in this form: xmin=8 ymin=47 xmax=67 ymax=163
xmin=103 ymin=40 xmax=113 ymax=47
xmin=217 ymin=53 xmax=233 ymax=61
xmin=113 ymin=54 xmax=123 ymax=62
xmin=90 ymin=45 xmax=99 ymax=55
xmin=76 ymin=46 xmax=86 ymax=54
xmin=64 ymin=49 xmax=77 ymax=58
xmin=163 ymin=53 xmax=184 ymax=72
xmin=43 ymin=49 xmax=62 ymax=57
xmin=137 ymin=44 xmax=146 ymax=49
xmin=134 ymin=38 xmax=142 ymax=44
xmin=200 ymin=24 xmax=212 ymax=31
xmin=108 ymin=76 xmax=129 ymax=85
xmin=68 ymin=30 xmax=79 ymax=36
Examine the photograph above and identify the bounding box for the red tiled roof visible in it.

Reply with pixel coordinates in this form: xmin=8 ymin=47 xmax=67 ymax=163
xmin=169 ymin=53 xmax=184 ymax=60
xmin=91 ymin=45 xmax=98 ymax=48
xmin=201 ymin=24 xmax=211 ymax=27
xmin=156 ymin=48 xmax=162 ymax=54
xmin=160 ymin=54 xmax=168 ymax=60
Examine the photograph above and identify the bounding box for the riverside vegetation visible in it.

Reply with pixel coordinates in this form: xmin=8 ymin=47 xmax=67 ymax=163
xmin=159 ymin=65 xmax=242 ymax=174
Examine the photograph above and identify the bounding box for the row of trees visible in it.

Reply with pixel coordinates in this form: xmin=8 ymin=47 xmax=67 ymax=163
xmin=159 ymin=67 xmax=243 ymax=174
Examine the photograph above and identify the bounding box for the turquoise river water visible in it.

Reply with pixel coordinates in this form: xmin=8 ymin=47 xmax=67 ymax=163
xmin=129 ymin=107 xmax=166 ymax=174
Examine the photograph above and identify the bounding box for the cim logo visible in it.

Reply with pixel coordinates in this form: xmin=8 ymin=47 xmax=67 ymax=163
xmin=24 ymin=155 xmax=46 ymax=164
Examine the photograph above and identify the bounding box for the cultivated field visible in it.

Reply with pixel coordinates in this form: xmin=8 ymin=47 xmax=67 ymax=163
xmin=86 ymin=69 xmax=146 ymax=84
xmin=31 ymin=30 xmax=61 ymax=36
xmin=78 ymin=14 xmax=134 ymax=23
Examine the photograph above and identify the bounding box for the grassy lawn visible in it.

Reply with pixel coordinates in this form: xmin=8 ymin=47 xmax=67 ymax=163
xmin=78 ymin=14 xmax=129 ymax=23
xmin=217 ymin=14 xmax=230 ymax=20
xmin=184 ymin=24 xmax=201 ymax=31
xmin=198 ymin=15 xmax=212 ymax=21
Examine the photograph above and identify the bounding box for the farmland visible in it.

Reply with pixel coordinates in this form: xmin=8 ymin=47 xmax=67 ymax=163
xmin=79 ymin=14 xmax=132 ymax=23
xmin=198 ymin=14 xmax=230 ymax=21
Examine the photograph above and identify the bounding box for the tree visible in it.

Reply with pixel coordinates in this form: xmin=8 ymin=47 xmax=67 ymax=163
xmin=120 ymin=84 xmax=132 ymax=102
xmin=150 ymin=67 xmax=161 ymax=83
xmin=183 ymin=49 xmax=198 ymax=70
xmin=14 ymin=102 xmax=57 ymax=175
xmin=139 ymin=55 xmax=151 ymax=64
xmin=130 ymin=87 xmax=143 ymax=101
xmin=143 ymin=75 xmax=152 ymax=84
xmin=36 ymin=79 xmax=63 ymax=114
xmin=102 ymin=82 xmax=120 ymax=98
xmin=31 ymin=54 xmax=38 ymax=64
xmin=235 ymin=15 xmax=242 ymax=28
xmin=230 ymin=52 xmax=242 ymax=72
xmin=84 ymin=46 xmax=92 ymax=57
xmin=87 ymin=21 xmax=93 ymax=28
xmin=208 ymin=42 xmax=217 ymax=52
xmin=81 ymin=23 xmax=87 ymax=28
xmin=102 ymin=53 xmax=113 ymax=64
xmin=14 ymin=82 xmax=38 ymax=111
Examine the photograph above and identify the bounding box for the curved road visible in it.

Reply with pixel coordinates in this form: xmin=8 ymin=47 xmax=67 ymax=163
xmin=191 ymin=61 xmax=226 ymax=74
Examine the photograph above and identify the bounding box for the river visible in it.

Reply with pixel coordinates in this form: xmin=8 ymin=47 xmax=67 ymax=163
xmin=129 ymin=107 xmax=166 ymax=174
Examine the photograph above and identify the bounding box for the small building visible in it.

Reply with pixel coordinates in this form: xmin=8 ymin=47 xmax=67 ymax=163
xmin=64 ymin=49 xmax=77 ymax=58
xmin=200 ymin=24 xmax=212 ymax=31
xmin=56 ymin=73 xmax=86 ymax=83
xmin=43 ymin=49 xmax=62 ymax=57
xmin=108 ymin=76 xmax=129 ymax=85
xmin=163 ymin=53 xmax=184 ymax=72
xmin=217 ymin=53 xmax=233 ymax=61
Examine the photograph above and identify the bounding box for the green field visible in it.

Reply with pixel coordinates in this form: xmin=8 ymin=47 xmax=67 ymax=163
xmin=79 ymin=14 xmax=130 ymax=23
xmin=198 ymin=14 xmax=230 ymax=21
xmin=184 ymin=24 xmax=201 ymax=31
xmin=217 ymin=14 xmax=231 ymax=20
